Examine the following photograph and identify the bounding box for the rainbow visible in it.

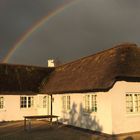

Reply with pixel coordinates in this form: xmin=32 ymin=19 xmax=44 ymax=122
xmin=3 ymin=0 xmax=79 ymax=63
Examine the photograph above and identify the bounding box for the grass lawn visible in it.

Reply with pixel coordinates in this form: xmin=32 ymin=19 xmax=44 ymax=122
xmin=0 ymin=121 xmax=139 ymax=140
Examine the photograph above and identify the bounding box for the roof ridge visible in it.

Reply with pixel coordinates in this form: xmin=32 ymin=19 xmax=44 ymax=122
xmin=55 ymin=43 xmax=138 ymax=69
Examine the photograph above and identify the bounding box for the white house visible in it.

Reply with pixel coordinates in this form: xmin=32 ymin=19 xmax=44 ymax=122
xmin=0 ymin=64 xmax=53 ymax=121
xmin=0 ymin=43 xmax=140 ymax=136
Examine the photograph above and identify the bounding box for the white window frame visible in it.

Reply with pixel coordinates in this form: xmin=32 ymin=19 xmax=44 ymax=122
xmin=20 ymin=96 xmax=34 ymax=108
xmin=126 ymin=93 xmax=140 ymax=113
xmin=0 ymin=97 xmax=4 ymax=109
xmin=84 ymin=94 xmax=97 ymax=113
xmin=62 ymin=95 xmax=71 ymax=111
xmin=43 ymin=96 xmax=48 ymax=108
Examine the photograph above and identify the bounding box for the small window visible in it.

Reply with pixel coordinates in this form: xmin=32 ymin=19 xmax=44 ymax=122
xmin=85 ymin=95 xmax=90 ymax=112
xmin=126 ymin=93 xmax=140 ymax=113
xmin=20 ymin=96 xmax=34 ymax=108
xmin=62 ymin=95 xmax=71 ymax=111
xmin=91 ymin=95 xmax=97 ymax=112
xmin=20 ymin=97 xmax=27 ymax=108
xmin=134 ymin=94 xmax=140 ymax=112
xmin=84 ymin=94 xmax=97 ymax=113
xmin=28 ymin=97 xmax=34 ymax=108
xmin=43 ymin=96 xmax=47 ymax=108
xmin=67 ymin=96 xmax=70 ymax=110
xmin=0 ymin=97 xmax=4 ymax=109
xmin=126 ymin=94 xmax=133 ymax=112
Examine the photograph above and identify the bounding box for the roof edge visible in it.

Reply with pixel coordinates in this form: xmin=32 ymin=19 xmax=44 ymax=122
xmin=55 ymin=42 xmax=138 ymax=69
xmin=44 ymin=76 xmax=140 ymax=94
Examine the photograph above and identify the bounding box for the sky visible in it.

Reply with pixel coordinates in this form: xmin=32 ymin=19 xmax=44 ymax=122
xmin=1 ymin=0 xmax=140 ymax=66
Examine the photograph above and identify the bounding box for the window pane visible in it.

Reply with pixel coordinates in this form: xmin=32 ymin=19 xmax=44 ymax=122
xmin=91 ymin=95 xmax=97 ymax=112
xmin=126 ymin=94 xmax=133 ymax=112
xmin=67 ymin=96 xmax=70 ymax=110
xmin=20 ymin=96 xmax=34 ymax=108
xmin=134 ymin=94 xmax=138 ymax=112
xmin=138 ymin=94 xmax=140 ymax=112
xmin=28 ymin=97 xmax=34 ymax=108
xmin=43 ymin=96 xmax=47 ymax=108
xmin=134 ymin=94 xmax=140 ymax=112
xmin=0 ymin=97 xmax=4 ymax=109
xmin=62 ymin=96 xmax=66 ymax=110
xmin=28 ymin=97 xmax=31 ymax=108
xmin=85 ymin=95 xmax=90 ymax=112
xmin=20 ymin=97 xmax=27 ymax=108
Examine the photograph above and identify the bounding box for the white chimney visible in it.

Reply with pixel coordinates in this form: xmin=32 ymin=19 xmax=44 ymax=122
xmin=48 ymin=59 xmax=55 ymax=67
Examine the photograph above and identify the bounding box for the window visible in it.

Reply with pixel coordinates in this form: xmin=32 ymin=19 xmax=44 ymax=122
xmin=84 ymin=94 xmax=97 ymax=113
xmin=43 ymin=96 xmax=47 ymax=108
xmin=85 ymin=95 xmax=90 ymax=112
xmin=62 ymin=96 xmax=71 ymax=110
xmin=67 ymin=96 xmax=70 ymax=110
xmin=0 ymin=97 xmax=4 ymax=109
xmin=20 ymin=96 xmax=34 ymax=108
xmin=91 ymin=95 xmax=97 ymax=112
xmin=126 ymin=93 xmax=140 ymax=113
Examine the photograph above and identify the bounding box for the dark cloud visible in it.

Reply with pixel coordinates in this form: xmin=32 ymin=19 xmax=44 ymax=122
xmin=1 ymin=0 xmax=140 ymax=66
xmin=0 ymin=0 xmax=72 ymax=61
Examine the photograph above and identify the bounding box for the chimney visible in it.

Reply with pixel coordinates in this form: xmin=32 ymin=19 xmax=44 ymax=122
xmin=48 ymin=59 xmax=55 ymax=67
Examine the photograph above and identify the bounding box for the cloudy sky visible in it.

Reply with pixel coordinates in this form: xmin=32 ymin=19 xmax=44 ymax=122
xmin=1 ymin=0 xmax=140 ymax=66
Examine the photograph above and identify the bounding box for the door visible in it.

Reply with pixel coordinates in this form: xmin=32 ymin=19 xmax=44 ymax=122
xmin=37 ymin=95 xmax=50 ymax=115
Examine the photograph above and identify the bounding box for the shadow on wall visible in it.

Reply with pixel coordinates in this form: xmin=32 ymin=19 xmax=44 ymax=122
xmin=60 ymin=103 xmax=135 ymax=140
xmin=61 ymin=102 xmax=102 ymax=132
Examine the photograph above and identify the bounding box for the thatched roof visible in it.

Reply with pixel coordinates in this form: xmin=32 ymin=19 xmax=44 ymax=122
xmin=0 ymin=63 xmax=54 ymax=94
xmin=41 ymin=43 xmax=140 ymax=94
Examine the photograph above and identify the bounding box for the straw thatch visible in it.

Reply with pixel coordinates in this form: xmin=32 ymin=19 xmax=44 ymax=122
xmin=41 ymin=43 xmax=140 ymax=94
xmin=0 ymin=63 xmax=54 ymax=94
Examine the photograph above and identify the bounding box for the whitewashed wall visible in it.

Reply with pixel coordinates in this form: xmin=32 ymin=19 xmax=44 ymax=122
xmin=53 ymin=92 xmax=112 ymax=134
xmin=53 ymin=81 xmax=140 ymax=135
xmin=0 ymin=95 xmax=38 ymax=121
xmin=1 ymin=81 xmax=140 ymax=135
xmin=111 ymin=81 xmax=140 ymax=134
xmin=0 ymin=94 xmax=50 ymax=121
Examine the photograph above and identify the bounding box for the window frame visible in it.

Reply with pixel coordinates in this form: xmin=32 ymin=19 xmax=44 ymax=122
xmin=84 ymin=94 xmax=97 ymax=113
xmin=126 ymin=93 xmax=140 ymax=113
xmin=43 ymin=96 xmax=47 ymax=108
xmin=20 ymin=96 xmax=34 ymax=109
xmin=62 ymin=95 xmax=71 ymax=111
xmin=0 ymin=97 xmax=4 ymax=109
